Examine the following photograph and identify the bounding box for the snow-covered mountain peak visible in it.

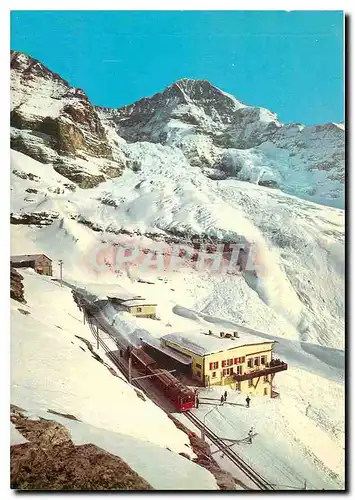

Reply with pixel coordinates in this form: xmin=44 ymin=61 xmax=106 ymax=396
xmin=10 ymin=50 xmax=345 ymax=207
xmin=167 ymin=78 xmax=246 ymax=109
xmin=11 ymin=50 xmax=71 ymax=93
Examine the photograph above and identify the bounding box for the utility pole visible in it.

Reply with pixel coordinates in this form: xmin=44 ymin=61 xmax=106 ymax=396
xmin=58 ymin=260 xmax=63 ymax=287
xmin=128 ymin=353 xmax=132 ymax=384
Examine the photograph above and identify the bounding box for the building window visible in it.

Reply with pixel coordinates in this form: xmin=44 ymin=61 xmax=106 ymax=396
xmin=137 ymin=307 xmax=142 ymax=313
xmin=236 ymin=365 xmax=243 ymax=375
xmin=226 ymin=359 xmax=233 ymax=367
xmin=234 ymin=358 xmax=239 ymax=364
xmin=222 ymin=369 xmax=226 ymax=377
xmin=264 ymin=387 xmax=268 ymax=396
xmin=248 ymin=378 xmax=253 ymax=387
xmin=241 ymin=356 xmax=246 ymax=363
xmin=196 ymin=363 xmax=202 ymax=369
xmin=226 ymin=367 xmax=233 ymax=376
xmin=260 ymin=355 xmax=266 ymax=365
xmin=222 ymin=360 xmax=226 ymax=368
xmin=209 ymin=361 xmax=218 ymax=370
xmin=247 ymin=358 xmax=253 ymax=368
xmin=254 ymin=357 xmax=260 ymax=367
xmin=212 ymin=371 xmax=216 ymax=378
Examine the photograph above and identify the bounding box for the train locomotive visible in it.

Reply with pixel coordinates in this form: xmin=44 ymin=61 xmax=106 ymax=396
xmin=129 ymin=347 xmax=196 ymax=412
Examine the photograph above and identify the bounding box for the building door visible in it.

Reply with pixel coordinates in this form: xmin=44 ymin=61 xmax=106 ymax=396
xmin=236 ymin=365 xmax=243 ymax=375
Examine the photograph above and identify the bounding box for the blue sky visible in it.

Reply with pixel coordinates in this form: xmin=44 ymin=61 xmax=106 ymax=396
xmin=11 ymin=10 xmax=344 ymax=124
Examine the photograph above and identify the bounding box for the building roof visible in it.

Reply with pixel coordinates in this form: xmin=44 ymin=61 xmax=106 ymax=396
xmin=141 ymin=337 xmax=193 ymax=365
xmin=10 ymin=253 xmax=52 ymax=263
xmin=162 ymin=331 xmax=274 ymax=357
xmin=122 ymin=299 xmax=157 ymax=308
xmin=108 ymin=294 xmax=145 ymax=302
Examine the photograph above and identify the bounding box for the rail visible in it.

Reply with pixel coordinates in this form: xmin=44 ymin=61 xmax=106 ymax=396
xmin=74 ymin=290 xmax=275 ymax=491
xmin=185 ymin=411 xmax=275 ymax=491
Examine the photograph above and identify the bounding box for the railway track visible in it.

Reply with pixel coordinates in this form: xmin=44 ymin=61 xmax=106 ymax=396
xmin=83 ymin=302 xmax=154 ymax=397
xmin=75 ymin=290 xmax=274 ymax=490
xmin=185 ymin=411 xmax=275 ymax=490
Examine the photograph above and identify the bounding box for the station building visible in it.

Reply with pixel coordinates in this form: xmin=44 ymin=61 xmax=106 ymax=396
xmin=109 ymin=294 xmax=157 ymax=319
xmin=161 ymin=330 xmax=287 ymax=398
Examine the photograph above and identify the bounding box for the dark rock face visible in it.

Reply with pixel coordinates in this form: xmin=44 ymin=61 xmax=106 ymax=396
xmin=10 ymin=408 xmax=153 ymax=491
xmin=10 ymin=268 xmax=26 ymax=303
xmin=99 ymin=78 xmax=248 ymax=144
xmin=10 ymin=211 xmax=59 ymax=226
xmin=11 ymin=50 xmax=115 ymax=178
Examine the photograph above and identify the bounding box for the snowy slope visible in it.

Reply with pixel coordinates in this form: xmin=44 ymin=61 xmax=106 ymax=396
xmin=11 ymin=146 xmax=345 ymax=350
xmin=98 ymin=78 xmax=344 ymax=208
xmin=10 ymin=152 xmax=345 ymax=490
xmin=10 ymin=269 xmax=218 ymax=489
xmin=10 ymin=50 xmax=345 ymax=490
xmin=179 ymin=376 xmax=344 ymax=490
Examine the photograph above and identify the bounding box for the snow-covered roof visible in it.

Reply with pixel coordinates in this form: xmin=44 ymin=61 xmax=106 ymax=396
xmin=11 ymin=253 xmax=52 ymax=263
xmin=122 ymin=299 xmax=157 ymax=307
xmin=107 ymin=293 xmax=144 ymax=302
xmin=141 ymin=337 xmax=192 ymax=366
xmin=162 ymin=331 xmax=273 ymax=356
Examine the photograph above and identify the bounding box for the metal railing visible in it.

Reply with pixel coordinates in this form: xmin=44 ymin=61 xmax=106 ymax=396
xmin=234 ymin=361 xmax=288 ymax=382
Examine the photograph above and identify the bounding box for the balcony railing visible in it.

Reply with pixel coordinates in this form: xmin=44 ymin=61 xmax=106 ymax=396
xmin=233 ymin=360 xmax=288 ymax=382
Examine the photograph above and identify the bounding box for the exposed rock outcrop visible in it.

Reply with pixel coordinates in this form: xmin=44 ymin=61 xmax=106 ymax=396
xmin=11 ymin=408 xmax=153 ymax=491
xmin=10 ymin=50 xmax=125 ymax=186
xmin=10 ymin=268 xmax=25 ymax=303
xmin=11 ymin=211 xmax=59 ymax=226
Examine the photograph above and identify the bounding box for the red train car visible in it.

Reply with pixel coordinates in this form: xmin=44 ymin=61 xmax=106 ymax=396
xmin=131 ymin=347 xmax=157 ymax=372
xmin=148 ymin=366 xmax=195 ymax=412
xmin=130 ymin=347 xmax=195 ymax=412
